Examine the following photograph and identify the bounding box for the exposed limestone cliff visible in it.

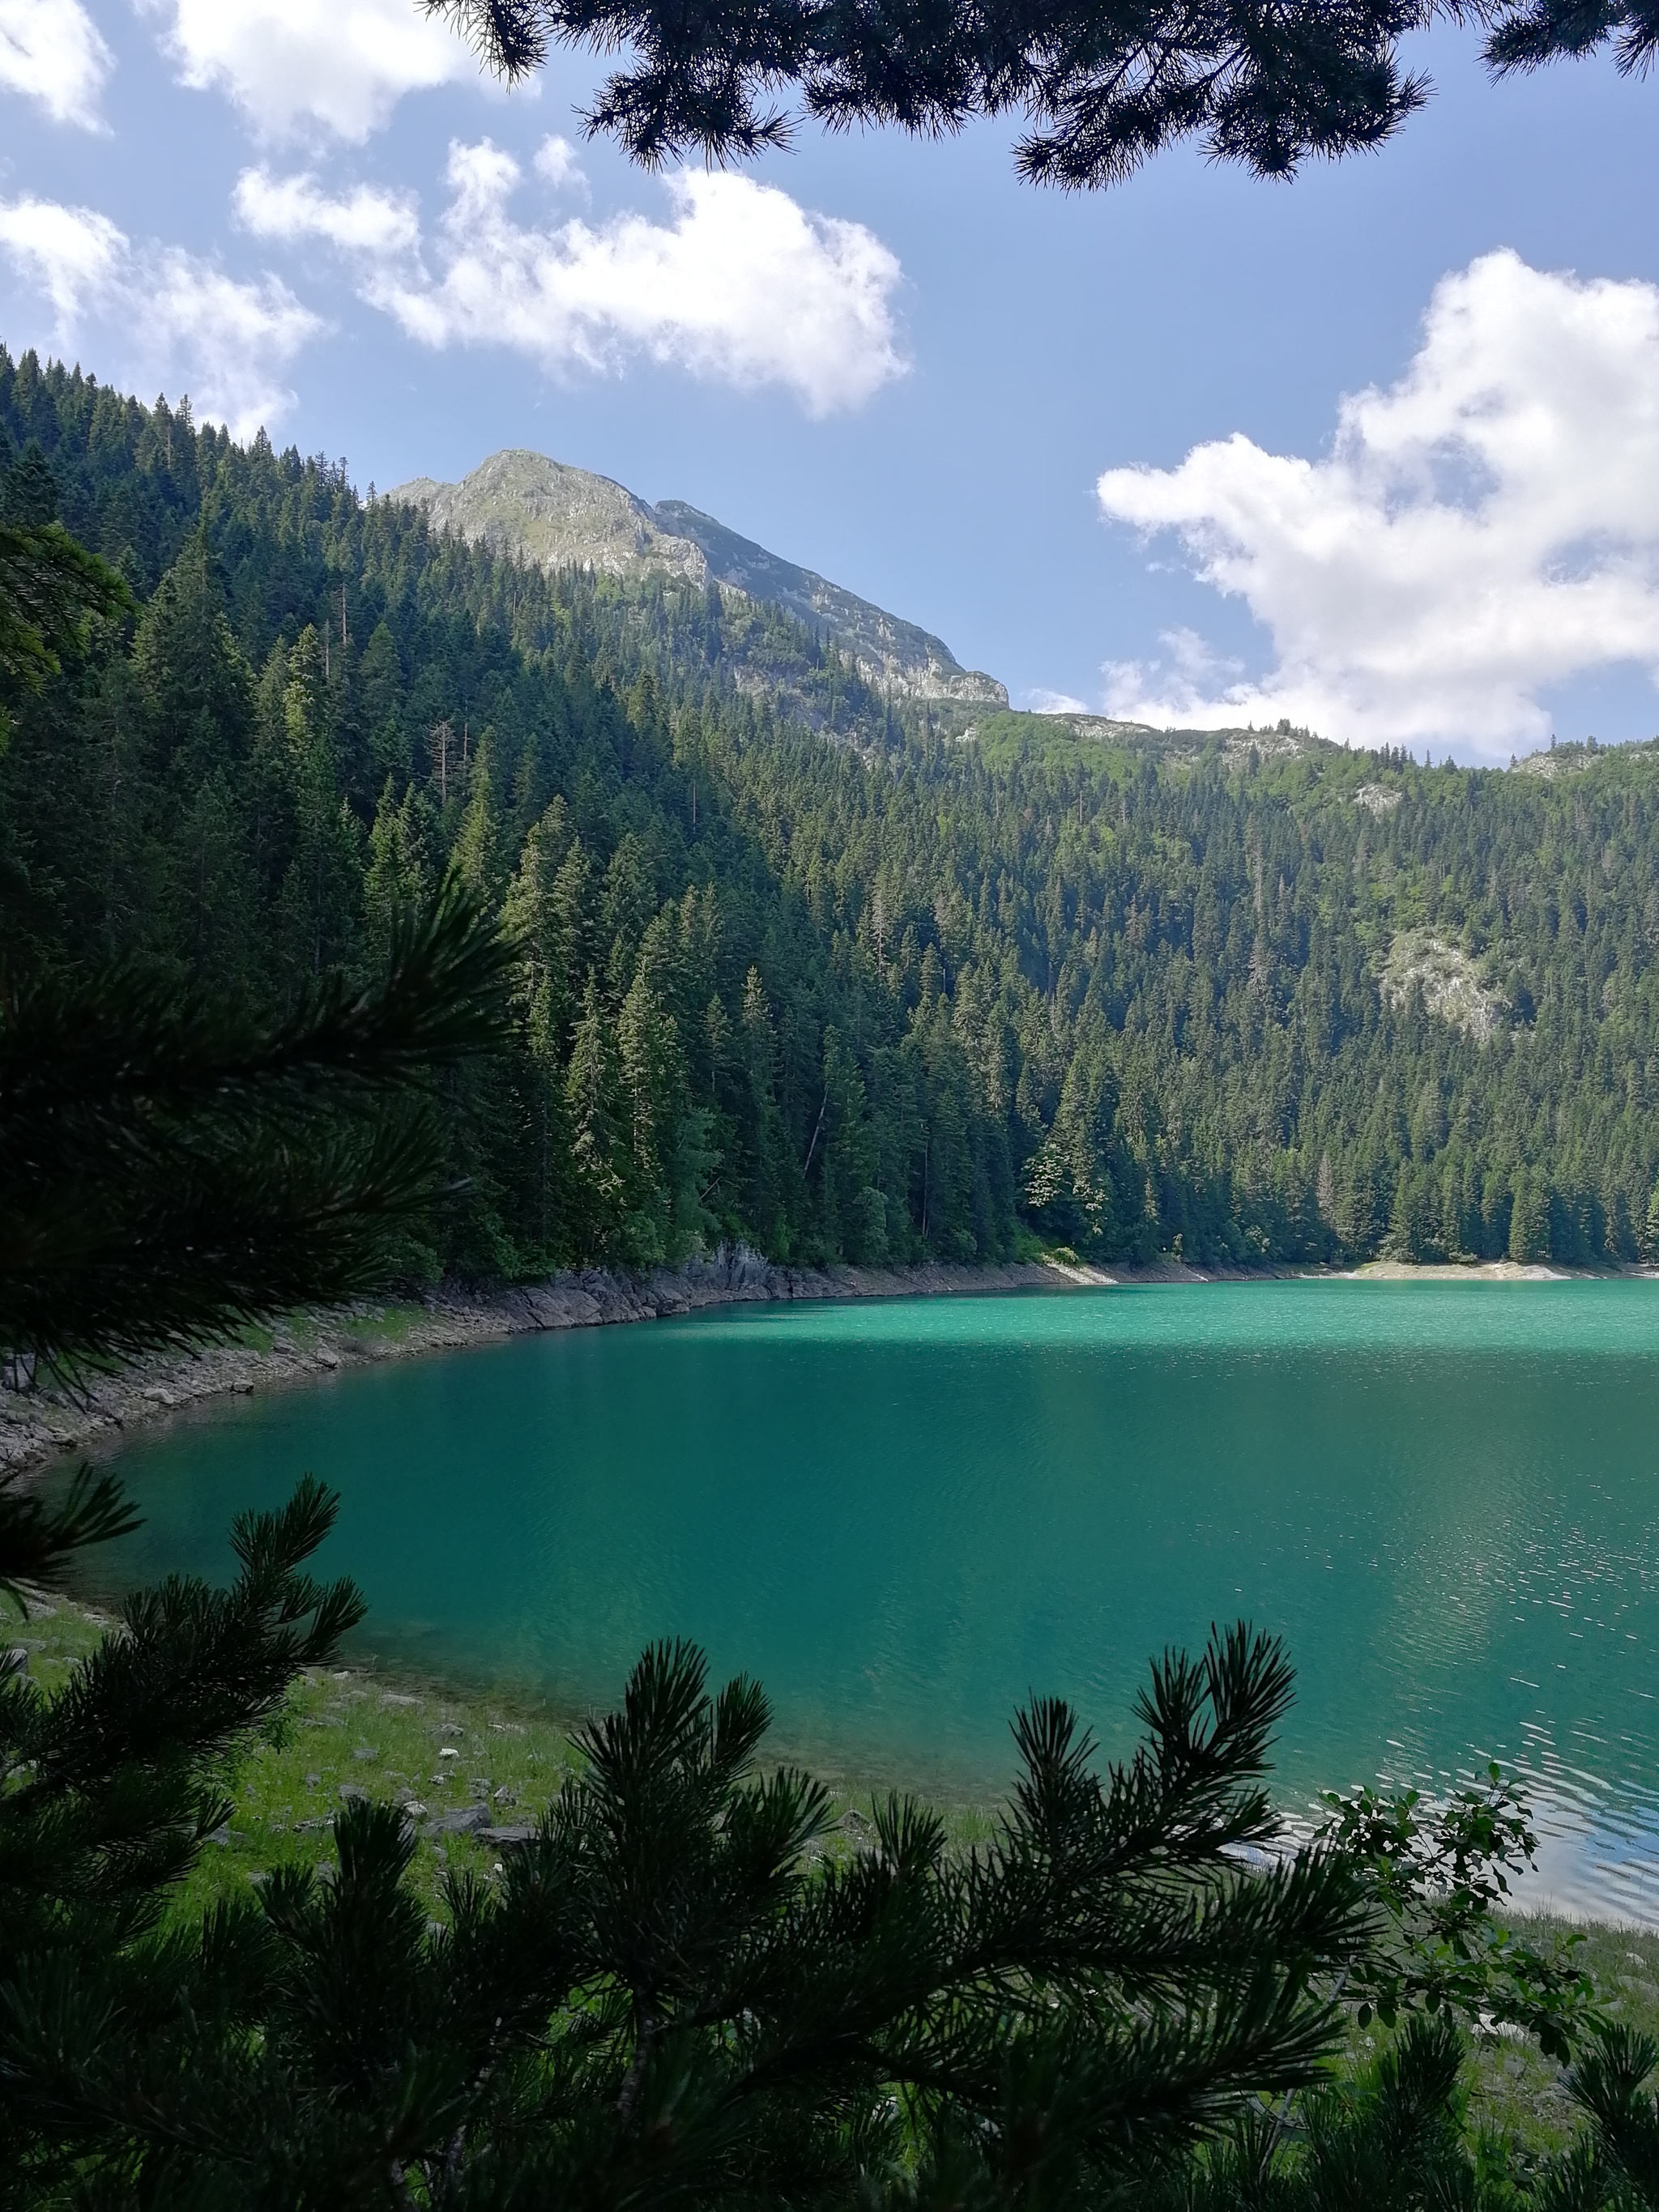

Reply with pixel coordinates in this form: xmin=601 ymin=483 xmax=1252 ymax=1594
xmin=1379 ymin=930 xmax=1509 ymax=1043
xmin=392 ymin=451 xmax=706 ymax=586
xmin=389 ymin=450 xmax=1006 ymax=710
xmin=651 ymin=499 xmax=1005 ymax=707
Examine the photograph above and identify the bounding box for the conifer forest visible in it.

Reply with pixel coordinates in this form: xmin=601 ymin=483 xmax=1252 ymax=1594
xmin=8 ymin=344 xmax=1659 ymax=1284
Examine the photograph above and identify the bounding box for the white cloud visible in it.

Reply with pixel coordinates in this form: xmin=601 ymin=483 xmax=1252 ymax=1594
xmin=1026 ymin=687 xmax=1090 ymax=715
xmin=240 ymin=139 xmax=907 ymax=416
xmin=147 ymin=0 xmax=471 ymax=142
xmin=0 ymin=0 xmax=112 ymax=129
xmin=0 ymin=194 xmax=322 ymax=436
xmin=533 ymin=135 xmax=584 ymax=191
xmin=0 ymin=196 xmax=122 ymax=320
xmin=1099 ymin=629 xmax=1249 ymax=728
xmin=1095 ymin=250 xmax=1659 ymax=755
xmin=235 ymin=168 xmax=419 ymax=258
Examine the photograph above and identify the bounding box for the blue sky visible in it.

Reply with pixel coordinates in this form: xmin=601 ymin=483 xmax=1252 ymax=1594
xmin=3 ymin=0 xmax=1658 ymax=760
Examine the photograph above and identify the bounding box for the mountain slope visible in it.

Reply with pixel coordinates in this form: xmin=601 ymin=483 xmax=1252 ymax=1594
xmin=11 ymin=346 xmax=1659 ymax=1282
xmin=650 ymin=498 xmax=1004 ymax=706
xmin=394 ymin=450 xmax=706 ymax=587
xmin=390 ymin=450 xmax=1006 ymax=710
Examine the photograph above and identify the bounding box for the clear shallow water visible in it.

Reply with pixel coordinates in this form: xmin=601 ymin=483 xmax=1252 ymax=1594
xmin=83 ymin=1281 xmax=1659 ymax=1922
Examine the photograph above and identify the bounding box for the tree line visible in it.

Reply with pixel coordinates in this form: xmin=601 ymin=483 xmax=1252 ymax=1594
xmin=6 ymin=342 xmax=1659 ymax=1281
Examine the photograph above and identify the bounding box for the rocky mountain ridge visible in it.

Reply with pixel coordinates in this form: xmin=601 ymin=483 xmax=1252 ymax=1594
xmin=390 ymin=449 xmax=1006 ymax=710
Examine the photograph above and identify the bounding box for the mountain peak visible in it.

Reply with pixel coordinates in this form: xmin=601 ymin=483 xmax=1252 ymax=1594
xmin=390 ymin=450 xmax=706 ymax=588
xmin=390 ymin=450 xmax=1006 ymax=710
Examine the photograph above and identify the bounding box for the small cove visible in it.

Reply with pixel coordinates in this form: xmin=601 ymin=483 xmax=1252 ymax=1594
xmin=76 ymin=1279 xmax=1659 ymax=1922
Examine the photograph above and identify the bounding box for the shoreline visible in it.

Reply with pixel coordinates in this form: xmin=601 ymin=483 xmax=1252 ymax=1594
xmin=2 ymin=1245 xmax=1643 ymax=1480
xmin=0 ymin=1248 xmax=1078 ymax=1477
xmin=16 ymin=1594 xmax=1655 ymax=1939
xmin=15 ymin=1596 xmax=1651 ymax=2162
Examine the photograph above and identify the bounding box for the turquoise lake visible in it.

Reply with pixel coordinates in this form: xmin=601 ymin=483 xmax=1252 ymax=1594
xmin=84 ymin=1280 xmax=1659 ymax=1921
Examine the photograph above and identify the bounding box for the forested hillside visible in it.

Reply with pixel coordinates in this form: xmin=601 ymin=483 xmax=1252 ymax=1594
xmin=6 ymin=343 xmax=1659 ymax=1276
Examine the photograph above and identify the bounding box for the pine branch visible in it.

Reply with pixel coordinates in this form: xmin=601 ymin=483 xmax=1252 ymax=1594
xmin=0 ymin=872 xmax=517 ymax=1375
xmin=0 ymin=1464 xmax=139 ymax=1612
xmin=422 ymin=0 xmax=1435 ymax=185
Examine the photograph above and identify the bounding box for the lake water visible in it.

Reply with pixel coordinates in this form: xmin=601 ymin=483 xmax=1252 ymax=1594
xmin=82 ymin=1281 xmax=1659 ymax=1922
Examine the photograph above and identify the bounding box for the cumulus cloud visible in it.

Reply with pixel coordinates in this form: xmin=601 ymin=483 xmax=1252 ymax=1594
xmin=533 ymin=135 xmax=585 ymax=190
xmin=146 ymin=0 xmax=471 ymax=142
xmin=0 ymin=194 xmax=322 ymax=436
xmin=1095 ymin=250 xmax=1659 ymax=755
xmin=0 ymin=196 xmax=122 ymax=320
xmin=237 ymin=139 xmax=907 ymax=416
xmin=0 ymin=0 xmax=112 ymax=129
xmin=234 ymin=168 xmax=419 ymax=258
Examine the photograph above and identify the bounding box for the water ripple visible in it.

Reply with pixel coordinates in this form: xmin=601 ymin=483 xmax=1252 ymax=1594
xmin=79 ymin=1279 xmax=1659 ymax=1924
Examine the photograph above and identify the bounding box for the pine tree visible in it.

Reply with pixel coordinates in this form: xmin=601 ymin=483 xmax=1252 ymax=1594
xmin=276 ymin=626 xmax=362 ymax=981
xmin=2 ymin=1615 xmax=1379 ymax=2207
xmin=0 ymin=492 xmax=127 ymax=750
xmin=1509 ymin=1174 xmax=1550 ymax=1264
xmin=364 ymin=777 xmax=434 ymax=965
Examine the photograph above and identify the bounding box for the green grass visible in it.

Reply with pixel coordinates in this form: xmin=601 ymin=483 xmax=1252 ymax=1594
xmin=337 ymin=1303 xmax=428 ymax=1349
xmin=1458 ymin=1914 xmax=1659 ymax=2152
xmin=228 ymin=1300 xmax=444 ymax=1360
xmin=13 ymin=1597 xmax=1659 ymax=2152
xmin=11 ymin=1596 xmax=586 ymax=1909
xmin=9 ymin=1596 xmax=997 ymax=1914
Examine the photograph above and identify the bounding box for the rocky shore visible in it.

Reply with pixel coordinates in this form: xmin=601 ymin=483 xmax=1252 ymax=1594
xmin=0 ymin=1247 xmax=1080 ymax=1477
xmin=4 ymin=1245 xmax=1627 ymax=1480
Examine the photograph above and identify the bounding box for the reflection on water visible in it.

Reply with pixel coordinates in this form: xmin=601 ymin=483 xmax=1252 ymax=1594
xmin=77 ymin=1280 xmax=1659 ymax=1924
xmin=1354 ymin=1478 xmax=1659 ymax=1922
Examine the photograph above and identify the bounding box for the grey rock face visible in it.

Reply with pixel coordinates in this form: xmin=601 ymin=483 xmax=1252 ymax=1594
xmin=392 ymin=451 xmax=707 ymax=586
xmin=389 ymin=452 xmax=1006 ymax=710
xmin=650 ymin=499 xmax=1006 ymax=707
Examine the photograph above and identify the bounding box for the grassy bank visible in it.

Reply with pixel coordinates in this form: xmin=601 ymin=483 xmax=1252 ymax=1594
xmin=14 ymin=1595 xmax=1659 ymax=2157
xmin=13 ymin=1595 xmax=1000 ymax=1918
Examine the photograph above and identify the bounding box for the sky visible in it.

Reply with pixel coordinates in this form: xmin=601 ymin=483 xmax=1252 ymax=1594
xmin=2 ymin=0 xmax=1659 ymax=761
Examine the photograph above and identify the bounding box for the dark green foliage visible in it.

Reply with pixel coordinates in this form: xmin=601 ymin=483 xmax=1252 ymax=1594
xmin=0 ymin=1463 xmax=136 ymax=1610
xmin=9 ymin=350 xmax=1659 ymax=1286
xmin=1320 ymin=1767 xmax=1594 ymax=2064
xmin=1 ymin=1483 xmax=1653 ymax=2211
xmin=1567 ymin=2024 xmax=1659 ymax=2206
xmin=1482 ymin=0 xmax=1659 ymax=78
xmin=1 ymin=872 xmax=517 ymax=1377
xmin=2 ymin=1511 xmax=1376 ymax=2210
xmin=0 ymin=1480 xmax=366 ymax=2208
xmin=424 ymin=0 xmax=1650 ymax=188
xmin=0 ymin=433 xmax=130 ymax=744
xmin=431 ymin=0 xmax=1427 ymax=184
xmin=1175 ymin=2014 xmax=1484 ymax=2211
